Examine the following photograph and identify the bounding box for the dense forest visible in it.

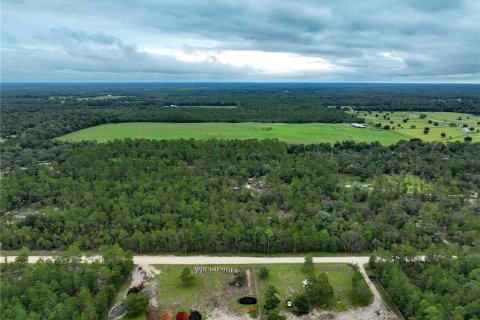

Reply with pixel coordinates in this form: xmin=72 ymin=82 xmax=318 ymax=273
xmin=370 ymin=245 xmax=480 ymax=319
xmin=0 ymin=245 xmax=133 ymax=320
xmin=2 ymin=139 xmax=479 ymax=253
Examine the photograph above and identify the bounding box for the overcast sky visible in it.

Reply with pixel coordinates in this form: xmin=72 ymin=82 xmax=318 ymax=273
xmin=1 ymin=0 xmax=479 ymax=82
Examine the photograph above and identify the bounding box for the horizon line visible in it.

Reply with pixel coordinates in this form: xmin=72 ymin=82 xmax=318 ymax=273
xmin=2 ymin=81 xmax=480 ymax=85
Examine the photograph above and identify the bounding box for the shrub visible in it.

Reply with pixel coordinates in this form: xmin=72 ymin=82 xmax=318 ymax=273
xmin=125 ymin=293 xmax=149 ymax=317
xmin=293 ymin=293 xmax=310 ymax=315
xmin=305 ymin=272 xmax=334 ymax=307
xmin=264 ymin=285 xmax=280 ymax=311
xmin=259 ymin=267 xmax=269 ymax=280
xmin=464 ymin=136 xmax=472 ymax=142
xmin=303 ymin=256 xmax=314 ymax=273
xmin=180 ymin=267 xmax=195 ymax=287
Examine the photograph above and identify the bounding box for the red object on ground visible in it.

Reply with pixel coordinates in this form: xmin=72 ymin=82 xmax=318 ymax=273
xmin=176 ymin=311 xmax=189 ymax=320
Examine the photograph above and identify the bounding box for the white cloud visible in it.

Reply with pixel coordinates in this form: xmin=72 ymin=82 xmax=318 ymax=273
xmin=1 ymin=0 xmax=479 ymax=82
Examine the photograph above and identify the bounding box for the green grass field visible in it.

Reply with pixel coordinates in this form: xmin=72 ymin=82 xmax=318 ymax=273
xmin=57 ymin=122 xmax=403 ymax=144
xmin=154 ymin=265 xmax=233 ymax=315
xmin=255 ymin=264 xmax=369 ymax=312
xmin=151 ymin=263 xmax=369 ymax=318
xmin=354 ymin=111 xmax=480 ymax=142
xmin=57 ymin=112 xmax=480 ymax=144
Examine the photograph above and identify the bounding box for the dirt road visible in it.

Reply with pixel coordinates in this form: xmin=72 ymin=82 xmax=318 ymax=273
xmin=3 ymin=255 xmax=371 ymax=265
xmin=3 ymin=255 xmax=397 ymax=319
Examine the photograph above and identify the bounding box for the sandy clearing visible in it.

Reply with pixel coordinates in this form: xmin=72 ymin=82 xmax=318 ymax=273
xmin=3 ymin=255 xmax=397 ymax=319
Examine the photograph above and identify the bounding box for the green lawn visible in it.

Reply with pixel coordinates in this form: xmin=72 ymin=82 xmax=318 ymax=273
xmin=57 ymin=122 xmax=403 ymax=144
xmin=154 ymin=265 xmax=240 ymax=316
xmin=255 ymin=264 xmax=368 ymax=312
xmin=151 ymin=263 xmax=370 ymax=318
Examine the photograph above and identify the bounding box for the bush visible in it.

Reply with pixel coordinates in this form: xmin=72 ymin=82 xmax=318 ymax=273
xmin=125 ymin=293 xmax=149 ymax=317
xmin=305 ymin=272 xmax=334 ymax=307
xmin=180 ymin=267 xmax=195 ymax=287
xmin=303 ymin=256 xmax=314 ymax=273
xmin=293 ymin=293 xmax=310 ymax=315
xmin=464 ymin=136 xmax=472 ymax=142
xmin=259 ymin=267 xmax=269 ymax=280
xmin=264 ymin=285 xmax=280 ymax=311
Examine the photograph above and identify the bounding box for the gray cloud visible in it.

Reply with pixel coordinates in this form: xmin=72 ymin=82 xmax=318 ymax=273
xmin=1 ymin=0 xmax=479 ymax=82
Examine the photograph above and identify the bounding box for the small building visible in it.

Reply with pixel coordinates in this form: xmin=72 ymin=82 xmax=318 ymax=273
xmin=351 ymin=123 xmax=367 ymax=128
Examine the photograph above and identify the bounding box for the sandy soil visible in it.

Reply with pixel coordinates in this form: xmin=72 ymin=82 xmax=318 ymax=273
xmin=245 ymin=268 xmax=255 ymax=296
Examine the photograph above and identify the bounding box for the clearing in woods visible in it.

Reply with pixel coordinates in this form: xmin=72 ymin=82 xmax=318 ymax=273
xmin=57 ymin=122 xmax=402 ymax=144
xmin=56 ymin=112 xmax=480 ymax=144
xmin=150 ymin=263 xmax=369 ymax=316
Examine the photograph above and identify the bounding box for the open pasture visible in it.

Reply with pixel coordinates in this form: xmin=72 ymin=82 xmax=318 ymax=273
xmin=57 ymin=122 xmax=403 ymax=144
xmin=353 ymin=111 xmax=480 ymax=142
xmin=57 ymin=112 xmax=479 ymax=144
